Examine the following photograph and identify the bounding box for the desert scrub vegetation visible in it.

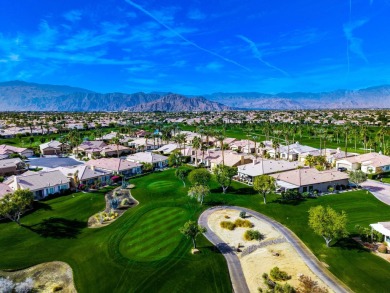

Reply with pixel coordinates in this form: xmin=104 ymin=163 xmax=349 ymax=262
xmin=220 ymin=221 xmax=236 ymax=230
xmin=270 ymin=266 xmax=291 ymax=281
xmin=243 ymin=229 xmax=264 ymax=241
xmin=220 ymin=218 xmax=253 ymax=230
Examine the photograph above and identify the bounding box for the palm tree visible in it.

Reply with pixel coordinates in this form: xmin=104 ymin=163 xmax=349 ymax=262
xmin=272 ymin=141 xmax=280 ymax=160
xmin=215 ymin=131 xmax=226 ymax=166
xmin=192 ymin=136 xmax=202 ymax=166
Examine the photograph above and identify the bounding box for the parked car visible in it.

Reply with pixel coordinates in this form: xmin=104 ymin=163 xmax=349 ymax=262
xmin=337 ymin=167 xmax=347 ymax=172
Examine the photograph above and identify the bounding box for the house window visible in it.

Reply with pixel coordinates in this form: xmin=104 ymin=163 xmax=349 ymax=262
xmin=303 ymin=186 xmax=307 ymax=193
xmin=49 ymin=187 xmax=55 ymax=194
xmin=309 ymin=186 xmax=314 ymax=192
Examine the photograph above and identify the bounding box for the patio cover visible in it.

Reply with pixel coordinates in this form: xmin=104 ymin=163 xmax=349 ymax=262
xmin=370 ymin=222 xmax=390 ymax=237
xmin=276 ymin=180 xmax=300 ymax=190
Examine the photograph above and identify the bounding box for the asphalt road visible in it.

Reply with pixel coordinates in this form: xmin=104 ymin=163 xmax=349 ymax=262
xmin=361 ymin=180 xmax=390 ymax=205
xmin=199 ymin=206 xmax=351 ymax=293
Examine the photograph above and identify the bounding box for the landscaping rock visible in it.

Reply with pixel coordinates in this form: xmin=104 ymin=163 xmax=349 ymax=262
xmin=191 ymin=248 xmax=200 ymax=254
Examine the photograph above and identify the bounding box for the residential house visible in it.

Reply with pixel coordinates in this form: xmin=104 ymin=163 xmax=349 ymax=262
xmin=230 ymin=140 xmax=256 ymax=154
xmin=275 ymin=142 xmax=317 ymax=161
xmin=272 ymin=168 xmax=350 ymax=193
xmin=237 ymin=159 xmax=299 ymax=183
xmin=74 ymin=140 xmax=107 ymax=155
xmin=0 ymin=183 xmax=13 ymax=199
xmin=209 ymin=151 xmax=253 ymax=169
xmin=100 ymin=144 xmax=132 ymax=157
xmin=336 ymin=152 xmax=390 ymax=174
xmin=39 ymin=140 xmax=69 ymax=156
xmin=0 ymin=158 xmax=27 ymax=176
xmin=370 ymin=222 xmax=390 ymax=245
xmin=56 ymin=165 xmax=112 ymax=188
xmin=127 ymin=152 xmax=168 ymax=169
xmin=156 ymin=143 xmax=181 ymax=155
xmin=128 ymin=138 xmax=158 ymax=151
xmin=5 ymin=170 xmax=70 ymax=199
xmin=85 ymin=158 xmax=142 ymax=178
xmin=0 ymin=144 xmax=34 ymax=158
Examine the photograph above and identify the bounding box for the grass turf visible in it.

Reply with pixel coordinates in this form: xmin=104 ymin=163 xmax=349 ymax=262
xmin=1 ymin=169 xmax=390 ymax=292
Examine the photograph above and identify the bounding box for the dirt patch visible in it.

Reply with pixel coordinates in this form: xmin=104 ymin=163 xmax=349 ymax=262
xmin=88 ymin=187 xmax=138 ymax=228
xmin=0 ymin=261 xmax=76 ymax=293
xmin=207 ymin=209 xmax=331 ymax=293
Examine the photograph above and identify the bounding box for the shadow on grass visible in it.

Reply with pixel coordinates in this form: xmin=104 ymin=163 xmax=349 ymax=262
xmin=272 ymin=198 xmax=307 ymax=206
xmin=231 ymin=187 xmax=257 ymax=195
xmin=199 ymin=245 xmax=223 ymax=254
xmin=333 ymin=237 xmax=370 ymax=253
xmin=23 ymin=217 xmax=85 ymax=239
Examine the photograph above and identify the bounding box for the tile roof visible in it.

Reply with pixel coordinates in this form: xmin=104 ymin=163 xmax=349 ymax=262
xmin=272 ymin=168 xmax=349 ymax=186
xmin=86 ymin=158 xmax=142 ymax=172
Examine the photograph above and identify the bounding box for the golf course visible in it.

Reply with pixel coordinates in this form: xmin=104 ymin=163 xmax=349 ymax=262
xmin=1 ymin=169 xmax=390 ymax=293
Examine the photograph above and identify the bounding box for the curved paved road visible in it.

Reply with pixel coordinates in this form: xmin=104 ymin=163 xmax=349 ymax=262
xmin=361 ymin=180 xmax=390 ymax=205
xmin=199 ymin=206 xmax=351 ymax=293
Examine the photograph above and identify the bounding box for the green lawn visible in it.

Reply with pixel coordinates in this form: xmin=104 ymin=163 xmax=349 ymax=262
xmin=0 ymin=173 xmax=230 ymax=293
xmin=1 ymin=170 xmax=390 ymax=293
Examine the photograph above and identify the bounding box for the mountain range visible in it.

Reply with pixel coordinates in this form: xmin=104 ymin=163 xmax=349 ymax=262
xmin=0 ymin=80 xmax=389 ymax=111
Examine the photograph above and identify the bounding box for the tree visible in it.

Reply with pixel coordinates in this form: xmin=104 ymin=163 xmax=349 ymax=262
xmin=188 ymin=168 xmax=211 ymax=186
xmin=192 ymin=136 xmax=202 ymax=166
xmin=349 ymin=170 xmax=367 ymax=187
xmin=188 ymin=184 xmax=210 ymax=205
xmin=142 ymin=162 xmax=153 ymax=172
xmin=0 ymin=190 xmax=34 ymax=225
xmin=175 ymin=167 xmax=190 ymax=187
xmin=308 ymin=205 xmax=348 ymax=247
xmin=179 ymin=220 xmax=206 ymax=249
xmin=253 ymin=175 xmax=276 ymax=204
xmin=168 ymin=150 xmax=183 ymax=167
xmin=213 ymin=165 xmax=237 ymax=194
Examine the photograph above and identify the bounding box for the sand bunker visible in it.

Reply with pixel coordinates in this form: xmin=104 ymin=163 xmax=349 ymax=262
xmin=0 ymin=261 xmax=76 ymax=293
xmin=207 ymin=209 xmax=331 ymax=293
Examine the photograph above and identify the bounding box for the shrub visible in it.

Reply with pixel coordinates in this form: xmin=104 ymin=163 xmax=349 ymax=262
xmin=298 ymin=275 xmax=327 ymax=293
xmin=234 ymin=218 xmax=253 ymax=228
xmin=378 ymin=244 xmax=388 ymax=254
xmin=220 ymin=221 xmax=236 ymax=230
xmin=270 ymin=266 xmax=291 ymax=281
xmin=244 ymin=229 xmax=264 ymax=241
xmin=110 ymin=198 xmax=120 ymax=209
xmin=239 ymin=211 xmax=246 ymax=218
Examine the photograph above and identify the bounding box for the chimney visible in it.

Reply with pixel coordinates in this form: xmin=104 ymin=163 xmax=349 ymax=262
xmin=91 ymin=165 xmax=95 ymax=171
xmin=252 ymin=157 xmax=256 ymax=165
xmin=241 ymin=155 xmax=245 ymax=165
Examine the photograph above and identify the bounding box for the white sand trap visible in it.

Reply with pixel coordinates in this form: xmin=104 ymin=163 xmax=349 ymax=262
xmin=208 ymin=209 xmax=331 ymax=293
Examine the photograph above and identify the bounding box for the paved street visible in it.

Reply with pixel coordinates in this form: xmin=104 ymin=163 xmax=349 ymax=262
xmin=199 ymin=206 xmax=351 ymax=293
xmin=361 ymin=180 xmax=390 ymax=205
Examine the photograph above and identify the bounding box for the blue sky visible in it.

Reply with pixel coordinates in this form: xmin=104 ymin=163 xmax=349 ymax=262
xmin=1 ymin=0 xmax=390 ymax=94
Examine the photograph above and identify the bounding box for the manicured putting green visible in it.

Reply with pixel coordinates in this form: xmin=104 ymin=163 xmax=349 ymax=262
xmin=147 ymin=181 xmax=174 ymax=190
xmin=119 ymin=207 xmax=190 ymax=262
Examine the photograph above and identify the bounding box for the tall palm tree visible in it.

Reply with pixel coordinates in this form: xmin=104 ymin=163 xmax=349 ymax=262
xmin=272 ymin=141 xmax=280 ymax=160
xmin=192 ymin=136 xmax=202 ymax=166
xmin=215 ymin=131 xmax=226 ymax=166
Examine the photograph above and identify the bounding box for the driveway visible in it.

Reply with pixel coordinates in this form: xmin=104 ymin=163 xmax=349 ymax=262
xmin=361 ymin=180 xmax=390 ymax=205
xmin=199 ymin=206 xmax=351 ymax=293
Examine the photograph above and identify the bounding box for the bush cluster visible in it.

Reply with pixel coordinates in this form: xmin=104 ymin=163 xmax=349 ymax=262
xmin=220 ymin=218 xmax=254 ymax=230
xmin=270 ymin=267 xmax=291 ymax=281
xmin=244 ymin=229 xmax=263 ymax=241
xmin=378 ymin=244 xmax=388 ymax=254
xmin=234 ymin=218 xmax=253 ymax=228
xmin=220 ymin=221 xmax=235 ymax=230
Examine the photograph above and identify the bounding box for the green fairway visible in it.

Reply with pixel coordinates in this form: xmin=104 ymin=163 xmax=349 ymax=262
xmin=1 ymin=169 xmax=390 ymax=293
xmin=119 ymin=207 xmax=190 ymax=261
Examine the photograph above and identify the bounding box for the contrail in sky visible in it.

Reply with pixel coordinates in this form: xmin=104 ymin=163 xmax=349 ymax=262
xmin=237 ymin=35 xmax=289 ymax=76
xmin=125 ymin=0 xmax=250 ymax=71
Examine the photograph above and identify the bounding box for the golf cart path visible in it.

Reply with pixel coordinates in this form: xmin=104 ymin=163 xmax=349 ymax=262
xmin=361 ymin=180 xmax=390 ymax=205
xmin=199 ymin=206 xmax=351 ymax=293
